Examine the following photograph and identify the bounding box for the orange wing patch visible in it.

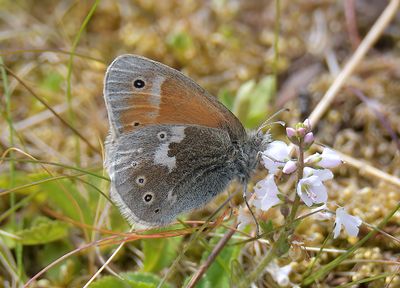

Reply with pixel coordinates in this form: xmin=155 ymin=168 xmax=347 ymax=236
xmin=104 ymin=55 xmax=246 ymax=140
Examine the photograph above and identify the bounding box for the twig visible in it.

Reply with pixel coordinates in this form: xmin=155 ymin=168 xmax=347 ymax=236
xmin=1 ymin=65 xmax=100 ymax=154
xmin=308 ymin=0 xmax=400 ymax=128
xmin=186 ymin=227 xmax=236 ymax=288
xmin=344 ymin=0 xmax=361 ymax=49
xmin=349 ymin=87 xmax=400 ymax=151
xmin=337 ymin=151 xmax=400 ymax=187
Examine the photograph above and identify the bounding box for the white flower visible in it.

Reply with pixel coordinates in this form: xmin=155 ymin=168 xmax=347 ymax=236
xmin=282 ymin=160 xmax=297 ymax=174
xmin=333 ymin=207 xmax=362 ymax=239
xmin=237 ymin=206 xmax=252 ymax=231
xmin=319 ymin=148 xmax=342 ymax=168
xmin=306 ymin=148 xmax=342 ymax=168
xmin=296 ymin=168 xmax=333 ymax=207
xmin=310 ymin=204 xmax=332 ymax=220
xmin=261 ymin=141 xmax=291 ymax=174
xmin=266 ymin=262 xmax=292 ymax=287
xmin=253 ymin=175 xmax=281 ymax=212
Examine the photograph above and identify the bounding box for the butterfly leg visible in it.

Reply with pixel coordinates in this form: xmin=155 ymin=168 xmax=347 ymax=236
xmin=242 ymin=181 xmax=260 ymax=237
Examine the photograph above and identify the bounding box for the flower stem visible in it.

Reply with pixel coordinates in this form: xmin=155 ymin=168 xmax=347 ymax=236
xmin=238 ymin=141 xmax=306 ymax=287
xmin=287 ymin=140 xmax=304 ymax=227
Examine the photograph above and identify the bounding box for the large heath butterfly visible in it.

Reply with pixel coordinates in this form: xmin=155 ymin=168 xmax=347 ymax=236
xmin=104 ymin=55 xmax=270 ymax=227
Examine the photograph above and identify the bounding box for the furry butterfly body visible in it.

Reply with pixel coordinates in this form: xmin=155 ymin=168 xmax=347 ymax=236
xmin=104 ymin=55 xmax=269 ymax=227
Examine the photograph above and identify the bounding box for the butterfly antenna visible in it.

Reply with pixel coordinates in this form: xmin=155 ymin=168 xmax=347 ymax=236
xmin=257 ymin=108 xmax=289 ymax=134
xmin=242 ymin=181 xmax=260 ymax=237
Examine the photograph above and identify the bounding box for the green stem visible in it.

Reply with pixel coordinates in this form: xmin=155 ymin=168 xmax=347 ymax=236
xmin=66 ymin=0 xmax=99 ymax=165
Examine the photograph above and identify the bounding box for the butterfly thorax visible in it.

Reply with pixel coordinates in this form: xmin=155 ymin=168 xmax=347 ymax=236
xmin=233 ymin=131 xmax=271 ymax=183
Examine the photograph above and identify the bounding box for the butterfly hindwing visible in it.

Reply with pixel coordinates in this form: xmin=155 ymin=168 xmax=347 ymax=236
xmin=105 ymin=124 xmax=239 ymax=226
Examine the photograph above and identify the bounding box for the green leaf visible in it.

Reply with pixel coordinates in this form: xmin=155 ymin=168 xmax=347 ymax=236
xmin=232 ymin=80 xmax=255 ymax=123
xmin=123 ymin=272 xmax=172 ymax=288
xmin=167 ymin=32 xmax=193 ymax=52
xmin=247 ymin=75 xmax=276 ymax=128
xmin=232 ymin=76 xmax=276 ymax=128
xmin=89 ymin=276 xmax=134 ymax=288
xmin=260 ymin=219 xmax=274 ymax=235
xmin=33 ymin=174 xmax=93 ymax=225
xmin=218 ymin=89 xmax=234 ymax=111
xmin=142 ymin=237 xmax=181 ymax=273
xmin=17 ymin=217 xmax=68 ymax=245
xmin=40 ymin=71 xmax=63 ymax=93
xmin=197 ymin=229 xmax=242 ymax=288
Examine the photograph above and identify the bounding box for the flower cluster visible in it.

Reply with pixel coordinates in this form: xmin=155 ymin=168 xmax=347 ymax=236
xmin=249 ymin=119 xmax=362 ymax=239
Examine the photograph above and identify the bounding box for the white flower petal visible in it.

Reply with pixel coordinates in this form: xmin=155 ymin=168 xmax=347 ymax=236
xmin=310 ymin=183 xmax=328 ymax=204
xmin=237 ymin=206 xmax=253 ymax=231
xmin=304 ymin=167 xmax=333 ymax=181
xmin=265 ymin=141 xmax=290 ymax=161
xmin=261 ymin=154 xmax=281 ymax=174
xmin=333 ymin=218 xmax=342 ymax=239
xmin=254 ymin=175 xmax=280 ymax=212
xmin=319 ymin=148 xmax=342 ymax=168
xmin=266 ymin=262 xmax=292 ymax=287
xmin=334 ymin=207 xmax=362 ymax=238
xmin=282 ymin=160 xmax=297 ymax=174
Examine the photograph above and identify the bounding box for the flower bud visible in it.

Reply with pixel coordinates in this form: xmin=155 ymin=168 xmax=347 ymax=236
xmin=286 ymin=127 xmax=296 ymax=138
xmin=297 ymin=127 xmax=306 ymax=137
xmin=282 ymin=160 xmax=297 ymax=174
xmin=303 ymin=118 xmax=312 ymax=131
xmin=304 ymin=132 xmax=314 ymax=145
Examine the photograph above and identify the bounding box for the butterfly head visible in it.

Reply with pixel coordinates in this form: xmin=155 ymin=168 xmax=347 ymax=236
xmin=233 ymin=130 xmax=271 ymax=183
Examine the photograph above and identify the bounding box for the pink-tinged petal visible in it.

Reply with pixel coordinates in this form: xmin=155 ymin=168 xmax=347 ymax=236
xmin=282 ymin=160 xmax=297 ymax=174
xmin=286 ymin=127 xmax=296 ymax=138
xmin=297 ymin=127 xmax=306 ymax=137
xmin=304 ymin=132 xmax=314 ymax=145
xmin=319 ymin=148 xmax=342 ymax=168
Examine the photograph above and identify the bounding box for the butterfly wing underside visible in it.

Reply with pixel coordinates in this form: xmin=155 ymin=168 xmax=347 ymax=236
xmin=104 ymin=55 xmax=248 ymax=226
xmin=106 ymin=124 xmax=238 ymax=226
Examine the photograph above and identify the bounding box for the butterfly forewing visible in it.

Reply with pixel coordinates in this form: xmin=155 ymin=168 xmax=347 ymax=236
xmin=104 ymin=55 xmax=246 ymax=140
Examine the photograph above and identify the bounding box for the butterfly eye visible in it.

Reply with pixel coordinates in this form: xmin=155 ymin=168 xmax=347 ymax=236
xmin=143 ymin=193 xmax=154 ymax=203
xmin=133 ymin=79 xmax=145 ymax=89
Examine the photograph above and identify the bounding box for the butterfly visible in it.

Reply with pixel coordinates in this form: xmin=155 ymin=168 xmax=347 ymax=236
xmin=104 ymin=55 xmax=270 ymax=227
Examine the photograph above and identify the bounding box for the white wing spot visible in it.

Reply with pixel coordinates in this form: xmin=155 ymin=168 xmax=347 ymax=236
xmin=167 ymin=189 xmax=177 ymax=204
xmin=153 ymin=126 xmax=185 ymax=172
